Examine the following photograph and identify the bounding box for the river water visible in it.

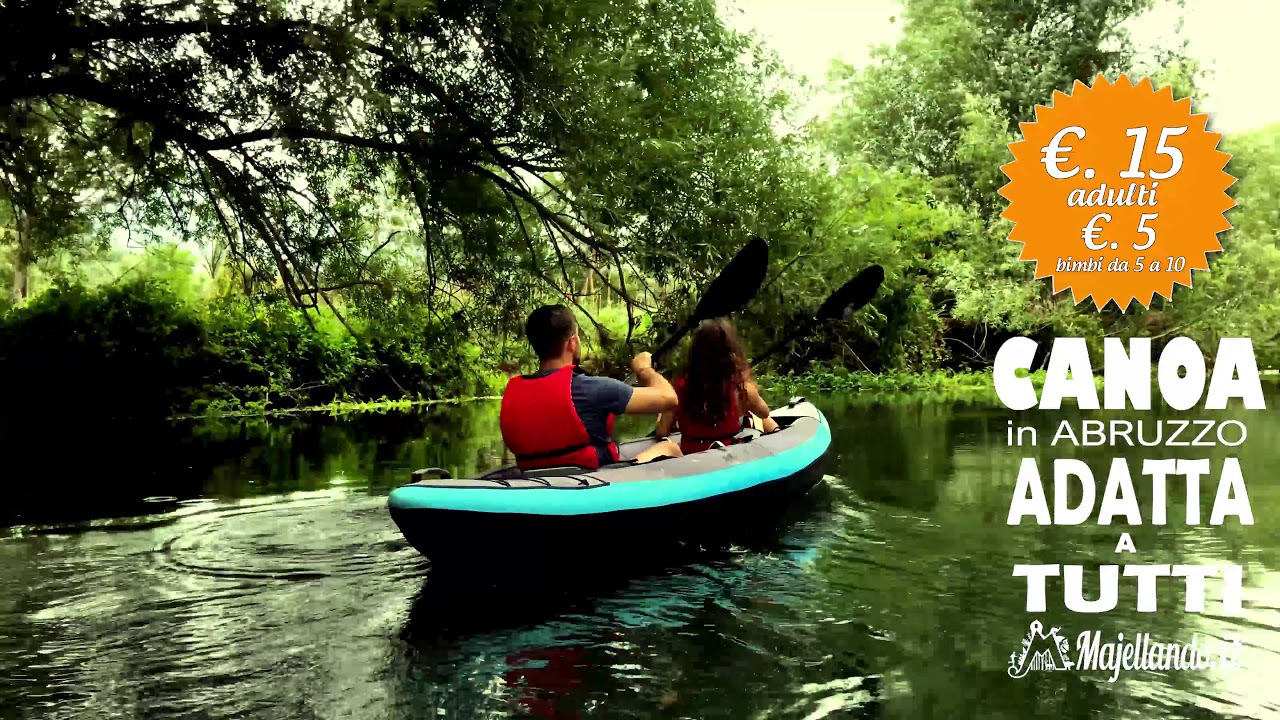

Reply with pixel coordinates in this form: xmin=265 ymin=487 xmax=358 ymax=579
xmin=2 ymin=391 xmax=1278 ymax=719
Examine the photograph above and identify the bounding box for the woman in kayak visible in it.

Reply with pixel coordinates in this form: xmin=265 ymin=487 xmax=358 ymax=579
xmin=635 ymin=317 xmax=777 ymax=462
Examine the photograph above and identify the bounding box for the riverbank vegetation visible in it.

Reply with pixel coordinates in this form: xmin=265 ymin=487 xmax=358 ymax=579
xmin=2 ymin=0 xmax=1278 ymax=421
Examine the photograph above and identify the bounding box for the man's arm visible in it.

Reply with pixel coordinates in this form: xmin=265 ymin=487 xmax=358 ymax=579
xmin=624 ymin=352 xmax=678 ymax=414
xmin=654 ymin=409 xmax=677 ymax=438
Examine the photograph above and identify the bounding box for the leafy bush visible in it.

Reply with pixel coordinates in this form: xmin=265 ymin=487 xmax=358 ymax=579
xmin=0 ymin=278 xmax=499 ymax=420
xmin=761 ymin=367 xmax=1102 ymax=403
xmin=0 ymin=279 xmax=206 ymax=420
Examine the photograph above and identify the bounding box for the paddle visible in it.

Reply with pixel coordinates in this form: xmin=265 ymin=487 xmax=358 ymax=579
xmin=652 ymin=236 xmax=770 ymax=362
xmin=749 ymin=264 xmax=885 ymax=367
xmin=626 ymin=236 xmax=770 ymax=384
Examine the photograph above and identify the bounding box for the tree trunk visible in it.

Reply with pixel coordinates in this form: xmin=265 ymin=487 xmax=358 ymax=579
xmin=10 ymin=212 xmax=31 ymax=306
xmin=11 ymin=257 xmax=29 ymax=305
xmin=205 ymin=236 xmax=226 ymax=284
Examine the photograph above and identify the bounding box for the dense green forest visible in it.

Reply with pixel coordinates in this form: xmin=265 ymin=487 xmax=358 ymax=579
xmin=1 ymin=0 xmax=1277 ymax=420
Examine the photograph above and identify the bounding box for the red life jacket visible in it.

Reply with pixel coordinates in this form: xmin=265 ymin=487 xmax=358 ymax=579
xmin=505 ymin=646 xmax=586 ymax=719
xmin=674 ymin=376 xmax=742 ymax=455
xmin=499 ymin=365 xmax=620 ymax=470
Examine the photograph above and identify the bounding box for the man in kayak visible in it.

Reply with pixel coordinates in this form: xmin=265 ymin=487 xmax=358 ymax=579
xmin=500 ymin=304 xmax=678 ymax=470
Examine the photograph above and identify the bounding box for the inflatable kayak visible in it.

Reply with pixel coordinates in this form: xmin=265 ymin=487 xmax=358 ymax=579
xmin=387 ymin=397 xmax=831 ymax=562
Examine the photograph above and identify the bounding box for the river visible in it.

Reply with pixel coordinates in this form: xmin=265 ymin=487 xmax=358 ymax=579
xmin=2 ymin=391 xmax=1278 ymax=719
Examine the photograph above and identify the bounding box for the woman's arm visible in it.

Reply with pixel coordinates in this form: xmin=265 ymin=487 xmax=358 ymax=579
xmin=741 ymin=380 xmax=780 ymax=433
xmin=740 ymin=380 xmax=771 ymax=418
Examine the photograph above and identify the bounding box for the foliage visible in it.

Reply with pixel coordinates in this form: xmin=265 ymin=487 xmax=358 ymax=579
xmin=1146 ymin=122 xmax=1280 ymax=367
xmin=0 ymin=278 xmax=205 ymax=419
xmin=761 ymin=367 xmax=1096 ymax=404
xmin=793 ymin=0 xmax=1154 ymax=372
xmin=0 ymin=98 xmax=114 ymax=305
xmin=1068 ymin=121 xmax=1280 ymax=369
xmin=2 ymin=0 xmax=1277 ymax=424
xmin=820 ymin=0 xmax=1158 ymax=208
xmin=797 ymin=0 xmax=1279 ymax=374
xmin=0 ymin=277 xmax=499 ymax=420
xmin=0 ymin=0 xmax=817 ymax=352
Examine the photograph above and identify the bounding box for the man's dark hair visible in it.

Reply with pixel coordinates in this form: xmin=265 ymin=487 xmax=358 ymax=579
xmin=525 ymin=305 xmax=578 ymax=360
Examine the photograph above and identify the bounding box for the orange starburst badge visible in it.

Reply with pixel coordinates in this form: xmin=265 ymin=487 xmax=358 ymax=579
xmin=999 ymin=74 xmax=1235 ymax=311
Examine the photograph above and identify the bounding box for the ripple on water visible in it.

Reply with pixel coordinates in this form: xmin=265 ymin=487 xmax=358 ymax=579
xmin=151 ymin=490 xmax=424 ymax=585
xmin=5 ymin=488 xmax=435 ymax=720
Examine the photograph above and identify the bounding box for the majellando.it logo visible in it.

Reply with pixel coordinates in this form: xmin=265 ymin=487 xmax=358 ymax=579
xmin=1008 ymin=620 xmax=1243 ymax=682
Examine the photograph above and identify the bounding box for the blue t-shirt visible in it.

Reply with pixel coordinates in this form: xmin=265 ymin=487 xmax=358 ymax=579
xmin=528 ymin=368 xmax=634 ymax=465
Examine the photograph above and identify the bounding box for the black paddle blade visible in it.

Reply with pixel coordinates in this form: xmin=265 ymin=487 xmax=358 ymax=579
xmin=817 ymin=264 xmax=884 ymax=320
xmin=748 ymin=264 xmax=885 ymax=367
xmin=647 ymin=236 xmax=771 ymax=365
xmin=691 ymin=236 xmax=770 ymax=321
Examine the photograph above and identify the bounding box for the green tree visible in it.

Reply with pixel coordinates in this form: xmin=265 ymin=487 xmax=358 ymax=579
xmin=1145 ymin=123 xmax=1280 ymax=366
xmin=0 ymin=101 xmax=111 ymax=305
xmin=802 ymin=0 xmax=1209 ymax=369
xmin=0 ymin=0 xmax=818 ymax=349
xmin=821 ymin=0 xmax=1164 ymax=212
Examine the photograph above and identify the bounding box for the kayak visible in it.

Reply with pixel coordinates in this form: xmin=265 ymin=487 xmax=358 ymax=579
xmin=387 ymin=397 xmax=831 ymax=562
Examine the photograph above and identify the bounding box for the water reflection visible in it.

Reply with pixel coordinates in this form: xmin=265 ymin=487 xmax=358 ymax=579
xmin=0 ymin=401 xmax=507 ymax=527
xmin=1 ymin=393 xmax=1279 ymax=718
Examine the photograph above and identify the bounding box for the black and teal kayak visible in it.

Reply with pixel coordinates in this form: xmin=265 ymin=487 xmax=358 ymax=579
xmin=387 ymin=398 xmax=831 ymax=562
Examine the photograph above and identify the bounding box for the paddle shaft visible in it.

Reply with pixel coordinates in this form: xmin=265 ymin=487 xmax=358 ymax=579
xmin=750 ymin=264 xmax=885 ymax=367
xmin=749 ymin=318 xmax=820 ymax=367
xmin=625 ymin=237 xmax=771 ymax=385
xmin=623 ymin=316 xmax=699 ymax=386
xmin=649 ymin=323 xmax=693 ymax=367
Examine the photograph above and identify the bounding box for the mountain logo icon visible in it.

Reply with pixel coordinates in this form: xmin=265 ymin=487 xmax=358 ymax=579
xmin=1009 ymin=620 xmax=1074 ymax=678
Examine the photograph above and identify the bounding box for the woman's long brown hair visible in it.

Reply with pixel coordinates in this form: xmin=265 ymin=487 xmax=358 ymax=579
xmin=681 ymin=317 xmax=751 ymax=423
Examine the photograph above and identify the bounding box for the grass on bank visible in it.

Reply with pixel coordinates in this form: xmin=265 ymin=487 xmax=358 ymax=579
xmin=760 ymin=367 xmax=1062 ymax=400
xmin=175 ymin=369 xmax=1029 ymax=420
xmin=764 ymin=367 xmax=1280 ymax=402
xmin=172 ymin=394 xmax=505 ymax=421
